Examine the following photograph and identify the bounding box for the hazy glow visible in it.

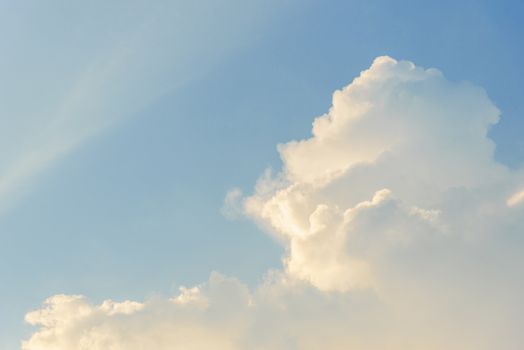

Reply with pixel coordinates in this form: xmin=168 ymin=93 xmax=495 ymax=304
xmin=0 ymin=0 xmax=285 ymax=213
xmin=507 ymin=189 xmax=524 ymax=207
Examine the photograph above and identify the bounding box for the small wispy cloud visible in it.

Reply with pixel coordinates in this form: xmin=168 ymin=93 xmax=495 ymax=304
xmin=507 ymin=189 xmax=524 ymax=207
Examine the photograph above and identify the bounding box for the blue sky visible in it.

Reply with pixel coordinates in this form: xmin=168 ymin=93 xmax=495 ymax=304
xmin=2 ymin=1 xmax=524 ymax=349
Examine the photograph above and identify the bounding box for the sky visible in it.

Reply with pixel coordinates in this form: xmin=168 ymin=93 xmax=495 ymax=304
xmin=1 ymin=0 xmax=524 ymax=349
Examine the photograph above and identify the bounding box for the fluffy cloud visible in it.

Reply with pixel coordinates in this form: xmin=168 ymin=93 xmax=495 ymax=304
xmin=23 ymin=57 xmax=524 ymax=349
xmin=23 ymin=274 xmax=251 ymax=350
xmin=244 ymin=56 xmax=519 ymax=292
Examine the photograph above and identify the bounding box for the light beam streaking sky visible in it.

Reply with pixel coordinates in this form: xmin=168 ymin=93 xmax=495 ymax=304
xmin=1 ymin=1 xmax=524 ymax=349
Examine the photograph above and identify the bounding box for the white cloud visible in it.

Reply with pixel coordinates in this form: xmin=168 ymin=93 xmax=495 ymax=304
xmin=23 ymin=57 xmax=524 ymax=349
xmin=23 ymin=273 xmax=252 ymax=350
xmin=245 ymin=56 xmax=517 ymax=292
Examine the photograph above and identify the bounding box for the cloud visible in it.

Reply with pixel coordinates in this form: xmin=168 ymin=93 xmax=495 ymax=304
xmin=507 ymin=188 xmax=524 ymax=207
xmin=222 ymin=188 xmax=244 ymax=220
xmin=244 ymin=56 xmax=518 ymax=292
xmin=23 ymin=57 xmax=524 ymax=349
xmin=23 ymin=274 xmax=250 ymax=350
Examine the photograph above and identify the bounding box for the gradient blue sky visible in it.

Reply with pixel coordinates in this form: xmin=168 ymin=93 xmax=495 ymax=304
xmin=1 ymin=0 xmax=523 ymax=348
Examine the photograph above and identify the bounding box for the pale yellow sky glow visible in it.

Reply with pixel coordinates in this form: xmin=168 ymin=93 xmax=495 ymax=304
xmin=507 ymin=189 xmax=524 ymax=207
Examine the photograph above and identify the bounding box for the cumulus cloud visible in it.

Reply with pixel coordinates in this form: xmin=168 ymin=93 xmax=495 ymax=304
xmin=23 ymin=57 xmax=524 ymax=349
xmin=23 ymin=274 xmax=251 ymax=350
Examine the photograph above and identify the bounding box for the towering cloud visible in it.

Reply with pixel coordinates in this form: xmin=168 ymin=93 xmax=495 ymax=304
xmin=23 ymin=57 xmax=524 ymax=350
